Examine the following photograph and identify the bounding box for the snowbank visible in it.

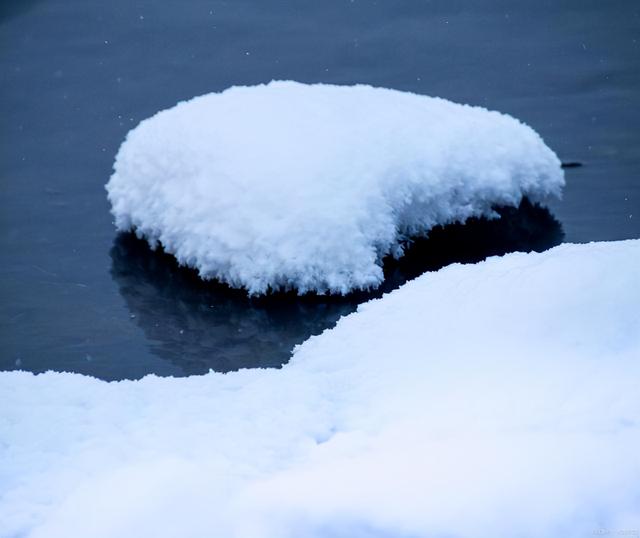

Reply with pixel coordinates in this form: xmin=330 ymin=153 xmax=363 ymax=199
xmin=2 ymin=239 xmax=639 ymax=538
xmin=106 ymin=81 xmax=564 ymax=294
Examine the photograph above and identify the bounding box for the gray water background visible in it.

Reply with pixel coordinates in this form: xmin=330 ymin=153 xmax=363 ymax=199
xmin=1 ymin=0 xmax=638 ymax=379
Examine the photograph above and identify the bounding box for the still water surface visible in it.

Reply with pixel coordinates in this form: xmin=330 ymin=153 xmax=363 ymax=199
xmin=1 ymin=0 xmax=638 ymax=379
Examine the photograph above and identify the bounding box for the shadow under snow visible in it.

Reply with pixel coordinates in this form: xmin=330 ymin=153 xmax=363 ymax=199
xmin=109 ymin=198 xmax=563 ymax=375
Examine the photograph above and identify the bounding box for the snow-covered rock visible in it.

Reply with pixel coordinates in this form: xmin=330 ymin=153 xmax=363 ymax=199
xmin=106 ymin=81 xmax=564 ymax=294
xmin=2 ymin=239 xmax=639 ymax=538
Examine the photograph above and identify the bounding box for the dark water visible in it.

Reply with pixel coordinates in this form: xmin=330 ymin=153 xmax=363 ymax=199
xmin=1 ymin=0 xmax=638 ymax=380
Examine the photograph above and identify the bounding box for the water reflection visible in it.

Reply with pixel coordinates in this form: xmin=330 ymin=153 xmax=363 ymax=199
xmin=110 ymin=198 xmax=563 ymax=375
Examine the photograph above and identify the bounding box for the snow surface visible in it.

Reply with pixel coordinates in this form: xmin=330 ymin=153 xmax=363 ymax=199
xmin=106 ymin=81 xmax=564 ymax=294
xmin=2 ymin=239 xmax=639 ymax=538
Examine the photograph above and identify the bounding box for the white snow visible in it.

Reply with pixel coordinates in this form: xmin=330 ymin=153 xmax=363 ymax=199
xmin=106 ymin=81 xmax=564 ymax=294
xmin=2 ymin=239 xmax=639 ymax=538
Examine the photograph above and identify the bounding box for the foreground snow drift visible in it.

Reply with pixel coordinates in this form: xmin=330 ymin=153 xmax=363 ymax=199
xmin=106 ymin=81 xmax=564 ymax=294
xmin=2 ymin=239 xmax=639 ymax=538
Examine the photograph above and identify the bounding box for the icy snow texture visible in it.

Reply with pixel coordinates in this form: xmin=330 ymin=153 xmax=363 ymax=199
xmin=106 ymin=81 xmax=564 ymax=294
xmin=2 ymin=239 xmax=639 ymax=538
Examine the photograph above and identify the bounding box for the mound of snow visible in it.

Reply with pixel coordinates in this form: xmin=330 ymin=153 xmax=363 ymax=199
xmin=106 ymin=81 xmax=564 ymax=294
xmin=2 ymin=239 xmax=639 ymax=538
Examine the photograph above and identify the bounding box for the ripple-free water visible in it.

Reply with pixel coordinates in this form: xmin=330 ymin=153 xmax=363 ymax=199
xmin=1 ymin=0 xmax=638 ymax=379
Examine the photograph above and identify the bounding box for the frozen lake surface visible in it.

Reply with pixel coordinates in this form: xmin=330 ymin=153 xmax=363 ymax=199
xmin=1 ymin=0 xmax=638 ymax=379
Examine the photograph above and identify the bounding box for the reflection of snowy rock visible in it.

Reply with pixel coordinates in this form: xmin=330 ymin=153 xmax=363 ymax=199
xmin=3 ymin=239 xmax=638 ymax=538
xmin=109 ymin=199 xmax=562 ymax=375
xmin=109 ymin=233 xmax=356 ymax=374
xmin=106 ymin=81 xmax=564 ymax=294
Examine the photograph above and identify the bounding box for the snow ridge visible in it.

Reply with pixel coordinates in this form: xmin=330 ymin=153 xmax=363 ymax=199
xmin=2 ymin=240 xmax=639 ymax=538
